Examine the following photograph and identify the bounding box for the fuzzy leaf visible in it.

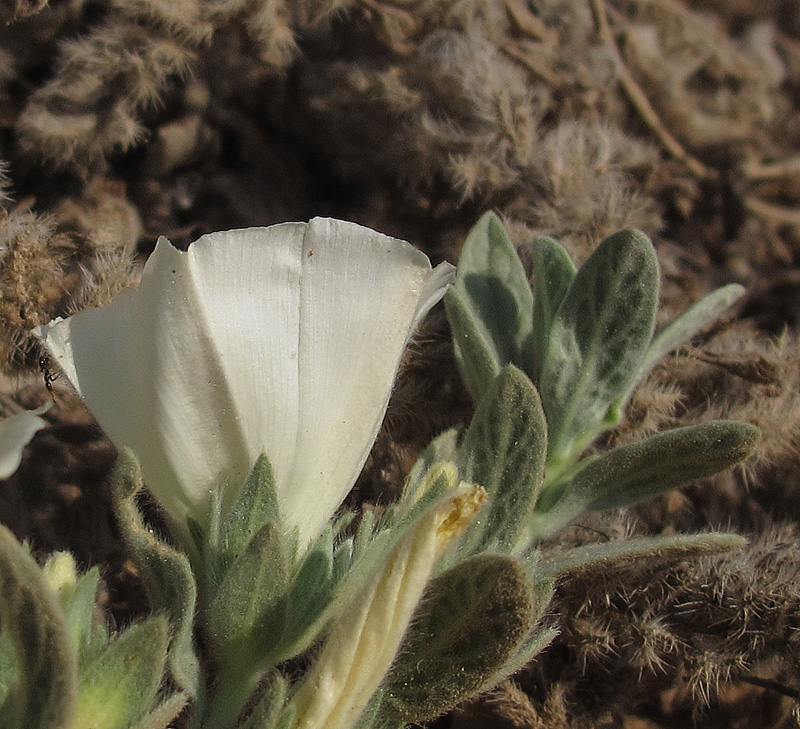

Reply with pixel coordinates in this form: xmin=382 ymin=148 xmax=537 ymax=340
xmin=0 ymin=525 xmax=77 ymax=729
xmin=111 ymin=449 xmax=200 ymax=697
xmin=74 ymin=617 xmax=169 ymax=729
xmin=481 ymin=578 xmax=556 ymax=687
xmin=539 ymin=229 xmax=659 ymax=466
xmin=380 ymin=554 xmax=536 ymax=724
xmin=642 ymin=283 xmax=745 ymax=374
xmin=540 ymin=422 xmax=760 ymax=530
xmin=445 ymin=286 xmax=504 ymax=401
xmin=208 ymin=520 xmax=289 ymax=664
xmin=456 ymin=365 xmax=547 ymax=556
xmin=540 ymin=532 xmax=747 ymax=578
xmin=529 ymin=235 xmax=577 ymax=381
xmin=446 ymin=212 xmax=534 ymax=400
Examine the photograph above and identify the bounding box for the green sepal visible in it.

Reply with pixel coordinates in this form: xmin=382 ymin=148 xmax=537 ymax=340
xmin=207 ymin=520 xmax=289 ymax=665
xmin=529 ymin=234 xmax=577 ymax=381
xmin=402 ymin=428 xmax=460 ymax=507
xmin=0 ymin=525 xmax=77 ymax=729
xmin=539 ymin=532 xmax=747 ymax=579
xmin=278 ymin=529 xmax=337 ymax=658
xmin=41 ymin=553 xmax=103 ymax=663
xmin=539 ymin=228 xmax=659 ymax=468
xmin=380 ymin=554 xmax=536 ymax=724
xmin=446 ymin=212 xmax=534 ymax=401
xmin=111 ymin=449 xmax=200 ymax=697
xmin=129 ymin=691 xmax=190 ymax=729
xmin=642 ymin=283 xmax=745 ymax=375
xmin=455 ymin=365 xmax=547 ymax=558
xmin=73 ymin=616 xmax=169 ymax=729
xmin=60 ymin=566 xmax=102 ymax=664
xmin=218 ymin=453 xmax=281 ymax=568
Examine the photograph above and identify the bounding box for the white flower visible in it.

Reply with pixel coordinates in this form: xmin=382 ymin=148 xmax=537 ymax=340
xmin=35 ymin=218 xmax=454 ymax=546
xmin=0 ymin=405 xmax=50 ymax=479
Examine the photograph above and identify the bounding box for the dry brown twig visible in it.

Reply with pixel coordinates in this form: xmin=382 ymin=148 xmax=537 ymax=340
xmin=588 ymin=0 xmax=712 ymax=180
xmin=744 ymin=196 xmax=800 ymax=226
xmin=742 ymin=154 xmax=800 ymax=182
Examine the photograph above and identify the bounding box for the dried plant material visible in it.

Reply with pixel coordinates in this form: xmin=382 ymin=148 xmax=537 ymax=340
xmin=53 ymin=178 xmax=142 ymax=258
xmin=0 ymin=209 xmax=71 ymax=368
xmin=17 ymin=22 xmax=195 ymax=169
xmin=590 ymin=0 xmax=711 ymax=178
xmin=0 ymin=179 xmax=138 ymax=372
xmin=0 ymin=0 xmax=48 ymax=24
xmin=614 ymin=0 xmax=776 ymax=152
xmin=522 ymin=119 xmax=662 ymax=258
xmin=520 ymin=524 xmax=800 ymax=723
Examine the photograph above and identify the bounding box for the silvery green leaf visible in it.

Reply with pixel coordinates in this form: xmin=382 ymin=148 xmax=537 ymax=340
xmin=456 ymin=365 xmax=547 ymax=557
xmin=529 ymin=235 xmax=577 ymax=381
xmin=111 ymin=449 xmax=199 ymax=697
xmin=539 ymin=532 xmax=747 ymax=579
xmin=380 ymin=555 xmax=536 ymax=725
xmin=446 ymin=212 xmax=535 ymax=401
xmin=445 ymin=285 xmax=503 ymax=402
xmin=642 ymin=283 xmax=745 ymax=374
xmin=352 ymin=692 xmax=385 ymax=729
xmin=539 ymin=229 xmax=659 ymax=467
xmin=540 ymin=422 xmax=759 ymax=532
xmin=480 ymin=578 xmax=556 ymax=688
xmin=0 ymin=525 xmax=77 ymax=729
xmin=73 ymin=617 xmax=168 ymax=729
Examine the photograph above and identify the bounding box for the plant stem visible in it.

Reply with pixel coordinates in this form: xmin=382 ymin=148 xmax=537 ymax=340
xmin=203 ymin=661 xmax=260 ymax=729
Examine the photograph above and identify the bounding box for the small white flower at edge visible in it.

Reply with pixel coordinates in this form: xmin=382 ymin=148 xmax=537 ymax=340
xmin=34 ymin=218 xmax=455 ymax=549
xmin=0 ymin=404 xmax=50 ymax=479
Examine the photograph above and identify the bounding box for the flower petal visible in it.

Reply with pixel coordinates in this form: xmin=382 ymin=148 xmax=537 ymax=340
xmin=287 ymin=218 xmax=455 ymax=543
xmin=0 ymin=405 xmax=50 ymax=479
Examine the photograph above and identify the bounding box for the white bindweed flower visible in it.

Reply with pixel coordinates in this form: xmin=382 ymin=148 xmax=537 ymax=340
xmin=35 ymin=218 xmax=454 ymax=546
xmin=289 ymin=483 xmax=486 ymax=729
xmin=0 ymin=404 xmax=50 ymax=479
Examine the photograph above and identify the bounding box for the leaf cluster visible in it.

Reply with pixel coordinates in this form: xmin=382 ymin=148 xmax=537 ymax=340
xmin=0 ymin=524 xmax=187 ymax=729
xmin=446 ymin=212 xmax=758 ymax=544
